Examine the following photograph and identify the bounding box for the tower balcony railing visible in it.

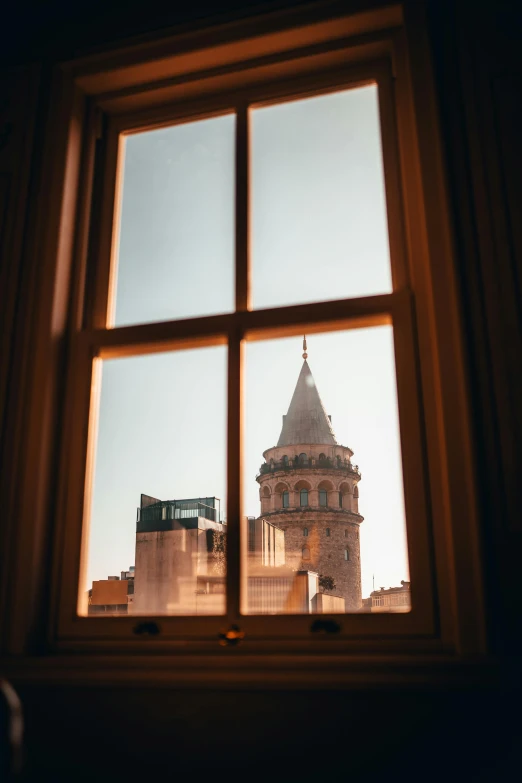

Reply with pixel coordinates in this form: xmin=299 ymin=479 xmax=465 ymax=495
xmin=257 ymin=459 xmax=361 ymax=479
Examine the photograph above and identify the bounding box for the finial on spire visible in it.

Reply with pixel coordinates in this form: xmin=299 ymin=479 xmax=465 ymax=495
xmin=302 ymin=335 xmax=308 ymax=360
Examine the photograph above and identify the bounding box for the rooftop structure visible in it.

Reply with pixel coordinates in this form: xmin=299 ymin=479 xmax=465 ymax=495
xmin=362 ymin=581 xmax=411 ymax=613
xmin=137 ymin=494 xmax=221 ymax=531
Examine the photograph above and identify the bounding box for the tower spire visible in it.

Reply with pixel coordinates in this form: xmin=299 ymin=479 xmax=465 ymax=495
xmin=277 ymin=354 xmax=337 ymax=447
xmin=302 ymin=335 xmax=308 ymax=360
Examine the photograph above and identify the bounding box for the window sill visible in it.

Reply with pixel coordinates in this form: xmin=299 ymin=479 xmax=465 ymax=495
xmin=0 ymin=651 xmax=507 ymax=690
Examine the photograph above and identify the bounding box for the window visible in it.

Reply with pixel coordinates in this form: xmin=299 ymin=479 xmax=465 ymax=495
xmin=302 ymin=547 xmax=311 ymax=561
xmin=22 ymin=2 xmax=482 ymax=665
xmin=326 ymin=528 xmax=330 ymax=537
xmin=65 ymin=52 xmax=426 ymax=633
xmin=303 ymin=528 xmax=309 ymax=537
xmin=345 ymin=549 xmax=350 ymax=561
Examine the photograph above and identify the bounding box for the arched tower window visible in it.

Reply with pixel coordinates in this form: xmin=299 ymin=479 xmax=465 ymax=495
xmin=260 ymin=485 xmax=271 ymax=513
xmin=344 ymin=548 xmax=350 ymax=561
xmin=303 ymin=527 xmax=309 ymax=537
xmin=275 ymin=482 xmax=289 ymax=510
xmin=302 ymin=547 xmax=310 ymax=560
xmin=345 ymin=529 xmax=349 ymax=537
xmin=318 ymin=452 xmax=326 ymax=462
xmin=354 ymin=485 xmax=359 ymax=498
xmin=298 ymin=452 xmax=308 ymax=465
xmin=300 ymin=488 xmax=309 ymax=506
xmin=325 ymin=527 xmax=330 ymax=537
xmin=317 ymin=480 xmax=333 ymax=508
xmin=339 ymin=482 xmax=350 ymax=510
xmin=282 ymin=455 xmax=288 ymax=466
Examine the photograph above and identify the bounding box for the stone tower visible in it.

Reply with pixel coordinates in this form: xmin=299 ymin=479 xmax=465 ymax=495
xmin=256 ymin=338 xmax=363 ymax=610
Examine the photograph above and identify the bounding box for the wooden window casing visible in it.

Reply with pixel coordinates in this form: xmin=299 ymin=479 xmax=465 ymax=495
xmin=2 ymin=3 xmax=486 ymax=671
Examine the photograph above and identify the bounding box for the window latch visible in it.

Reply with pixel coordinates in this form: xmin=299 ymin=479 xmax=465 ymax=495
xmin=218 ymin=625 xmax=245 ymax=646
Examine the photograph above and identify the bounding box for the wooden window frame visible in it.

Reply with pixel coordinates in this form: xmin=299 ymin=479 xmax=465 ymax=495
xmin=0 ymin=2 xmax=486 ymax=683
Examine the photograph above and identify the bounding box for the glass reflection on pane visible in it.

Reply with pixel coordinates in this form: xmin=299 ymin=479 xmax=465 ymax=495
xmin=243 ymin=328 xmax=410 ymax=614
xmin=252 ymin=85 xmax=391 ymax=309
xmin=80 ymin=346 xmax=227 ymax=616
xmin=113 ymin=114 xmax=235 ymax=327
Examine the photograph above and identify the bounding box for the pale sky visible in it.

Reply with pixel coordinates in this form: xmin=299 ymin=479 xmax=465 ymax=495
xmin=85 ymin=85 xmax=410 ymax=602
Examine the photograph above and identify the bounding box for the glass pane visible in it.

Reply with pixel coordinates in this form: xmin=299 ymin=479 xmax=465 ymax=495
xmin=251 ymin=85 xmax=391 ymax=309
xmin=243 ymin=329 xmax=410 ymax=614
xmin=79 ymin=346 xmax=227 ymax=616
xmin=113 ymin=114 xmax=235 ymax=327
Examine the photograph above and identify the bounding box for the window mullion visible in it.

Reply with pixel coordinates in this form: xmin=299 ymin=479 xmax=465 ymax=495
xmin=235 ymin=103 xmax=250 ymax=312
xmin=226 ymin=330 xmax=244 ymax=624
xmin=225 ymin=102 xmax=249 ymax=624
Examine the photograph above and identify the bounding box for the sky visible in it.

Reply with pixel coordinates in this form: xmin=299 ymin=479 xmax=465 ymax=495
xmin=84 ymin=84 xmax=410 ymax=602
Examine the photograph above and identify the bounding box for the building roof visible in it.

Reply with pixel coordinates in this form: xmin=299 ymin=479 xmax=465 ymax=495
xmin=277 ymin=360 xmax=337 ymax=447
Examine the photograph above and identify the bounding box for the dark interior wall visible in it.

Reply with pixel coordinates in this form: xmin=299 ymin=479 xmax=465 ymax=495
xmin=15 ymin=685 xmax=519 ymax=782
xmin=427 ymin=0 xmax=522 ymax=654
xmin=0 ymin=0 xmax=312 ymax=65
xmin=1 ymin=1 xmax=521 ymax=780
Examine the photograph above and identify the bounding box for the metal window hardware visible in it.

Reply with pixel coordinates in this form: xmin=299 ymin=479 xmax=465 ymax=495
xmin=218 ymin=625 xmax=245 ymax=646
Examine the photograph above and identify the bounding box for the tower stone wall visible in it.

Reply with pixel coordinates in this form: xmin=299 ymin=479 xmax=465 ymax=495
xmin=257 ymin=448 xmax=363 ymax=610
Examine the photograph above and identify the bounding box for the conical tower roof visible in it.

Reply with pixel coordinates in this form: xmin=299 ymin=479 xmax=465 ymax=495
xmin=277 ymin=359 xmax=337 ymax=447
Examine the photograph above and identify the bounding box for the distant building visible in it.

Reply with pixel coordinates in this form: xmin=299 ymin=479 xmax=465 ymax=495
xmin=88 ymin=567 xmax=134 ymax=615
xmin=362 ymin=581 xmax=411 ymax=613
xmin=132 ymin=495 xmax=225 ymax=615
xmin=247 ymin=517 xmax=285 ymax=567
